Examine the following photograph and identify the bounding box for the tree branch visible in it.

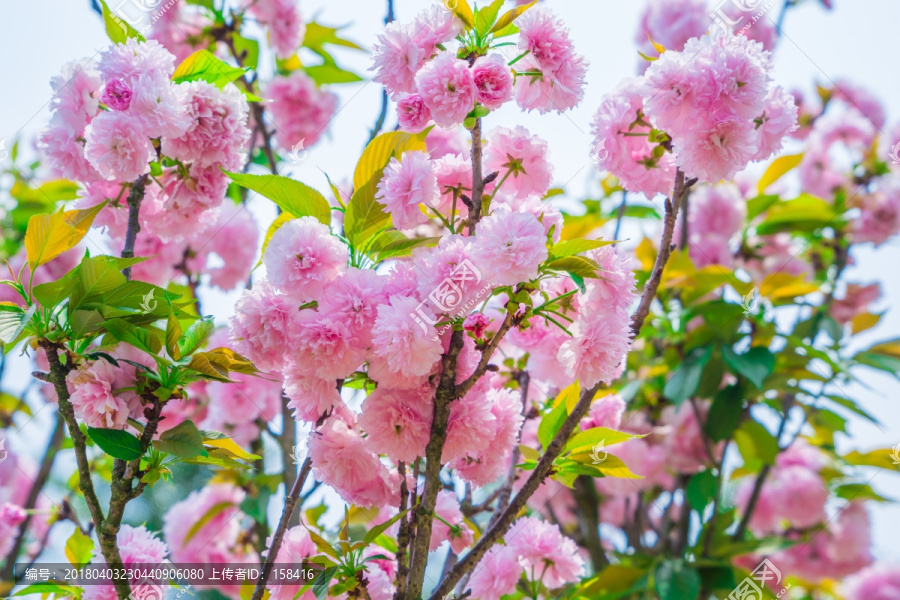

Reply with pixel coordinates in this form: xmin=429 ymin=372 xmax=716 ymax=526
xmin=250 ymin=457 xmax=314 ymax=600
xmin=630 ymin=169 xmax=696 ymax=338
xmin=121 ymin=174 xmax=149 ymax=280
xmin=466 ymin=119 xmax=485 ymax=235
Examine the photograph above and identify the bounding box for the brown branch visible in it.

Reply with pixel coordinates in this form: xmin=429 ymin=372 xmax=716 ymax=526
xmin=392 ymin=461 xmax=410 ymax=600
xmin=455 ymin=308 xmax=519 ymax=398
xmin=405 ymin=329 xmax=466 ymax=600
xmin=466 ymin=119 xmax=486 ymax=235
xmin=250 ymin=457 xmax=314 ymax=600
xmin=121 ymin=174 xmax=149 ymax=280
xmin=40 ymin=342 xmax=133 ymax=599
xmin=630 ymin=168 xmax=696 ymax=338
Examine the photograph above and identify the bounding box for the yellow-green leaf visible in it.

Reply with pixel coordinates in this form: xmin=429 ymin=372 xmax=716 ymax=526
xmin=490 ymin=0 xmax=537 ymax=33
xmin=204 ymin=437 xmax=261 ymax=462
xmin=25 ymin=204 xmax=105 ymax=271
xmin=166 ymin=313 xmax=183 ymax=360
xmin=757 ymin=153 xmax=804 ymax=195
xmin=759 ymin=273 xmax=819 ymax=301
xmin=450 ymin=0 xmax=475 ymax=28
xmin=65 ymin=528 xmax=94 ymax=568
xmin=98 ymin=0 xmax=145 ymax=44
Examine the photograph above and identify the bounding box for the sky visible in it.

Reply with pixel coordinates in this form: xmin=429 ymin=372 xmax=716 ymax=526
xmin=1 ymin=0 xmax=899 ymax=564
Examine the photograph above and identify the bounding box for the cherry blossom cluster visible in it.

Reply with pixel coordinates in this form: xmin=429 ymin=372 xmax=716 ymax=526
xmin=593 ymin=29 xmax=797 ymax=197
xmin=374 ymin=4 xmax=587 ymax=131
xmin=35 ymin=38 xmax=258 ymax=290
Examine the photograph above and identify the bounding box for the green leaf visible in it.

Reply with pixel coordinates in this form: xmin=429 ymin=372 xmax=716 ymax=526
xmin=663 ymin=346 xmax=713 ymax=407
xmin=223 ymin=171 xmax=331 ymax=225
xmin=166 ymin=313 xmax=183 ymax=360
xmin=734 ymin=420 xmax=779 ymax=467
xmin=178 ymin=318 xmax=215 ymax=357
xmin=172 ymin=50 xmax=248 ymax=89
xmin=312 ymin=566 xmax=337 ymax=600
xmin=353 ymin=131 xmax=427 ymax=191
xmin=654 ymin=560 xmax=700 ymax=600
xmin=548 ymin=238 xmax=614 ymax=260
xmin=537 ymin=398 xmax=568 ymax=450
xmin=686 ymin=470 xmax=718 ymax=512
xmin=475 ymin=0 xmax=505 ymax=35
xmin=103 ymin=318 xmax=162 ymax=355
xmin=65 ymin=528 xmax=94 ymax=567
xmin=87 ymin=427 xmax=143 ymax=461
xmin=565 ymin=452 xmax=644 ymax=479
xmin=370 ymin=234 xmax=439 ymax=262
xmin=704 ymin=385 xmax=744 ymax=442
xmin=232 ymin=34 xmax=260 ymax=70
xmin=722 ymin=346 xmax=774 ymax=389
xmin=362 ymin=507 xmax=412 ymax=545
xmin=304 ymin=64 xmax=363 ymax=85
xmin=14 ymin=583 xmax=81 ymax=597
xmin=98 ymin=0 xmax=145 ymax=44
xmin=545 ymin=256 xmax=602 ymax=279
xmin=70 ymin=255 xmax=145 ymax=311
xmin=204 ymin=437 xmax=261 ymax=462
xmin=756 ymin=193 xmax=838 ymax=235
xmin=153 ymin=420 xmax=208 ymax=458
xmin=344 ymin=172 xmax=391 ymax=248
xmin=0 ymin=304 xmax=27 ymax=346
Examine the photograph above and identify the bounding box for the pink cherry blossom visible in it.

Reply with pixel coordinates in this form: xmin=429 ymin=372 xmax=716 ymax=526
xmin=377 ymin=150 xmax=439 ymax=230
xmin=636 ymin=0 xmax=707 ymax=61
xmin=415 ymin=53 xmax=477 ymax=128
xmin=102 ymin=79 xmax=133 ymax=111
xmin=832 ymin=283 xmax=881 ymax=325
xmin=267 ymin=71 xmax=337 ymax=150
xmin=507 ymin=517 xmax=585 ymax=588
xmin=371 ymin=22 xmax=428 ymax=98
xmin=84 ymin=111 xmax=154 ymax=182
xmin=98 ymin=38 xmax=176 ymax=86
xmin=689 ymin=184 xmax=747 ymax=239
xmin=582 ymin=394 xmax=626 ymax=431
xmin=0 ymin=504 xmax=27 ymax=558
xmin=241 ymin=0 xmax=305 ymax=59
xmin=161 ymin=81 xmax=250 ymax=172
xmin=82 ymin=525 xmax=169 ymax=600
xmin=430 ymin=490 xmax=475 ymax=554
xmin=359 ymin=386 xmax=432 ymax=463
xmin=396 ymin=94 xmax=432 ymax=133
xmin=472 ymin=209 xmax=548 ymax=286
xmin=467 ymin=544 xmax=522 ymax=600
xmin=129 ymin=74 xmax=192 ymax=139
xmin=472 ymin=54 xmax=514 ymax=110
xmin=290 ymin=311 xmax=366 ymax=380
xmin=266 ymin=527 xmax=318 ymax=600
xmin=371 ymin=295 xmax=443 ymax=379
xmin=263 ymin=216 xmax=348 ymax=300
xmin=843 ymin=563 xmax=900 ymax=600
xmin=66 ymin=360 xmax=133 ymax=430
xmin=558 ymin=313 xmax=631 ymax=388
xmin=484 ymin=126 xmax=552 ymax=199
xmin=308 ymin=417 xmax=401 ymax=509
xmin=283 ymin=368 xmax=343 ymax=424
xmin=230 ymin=281 xmax=302 ymax=374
